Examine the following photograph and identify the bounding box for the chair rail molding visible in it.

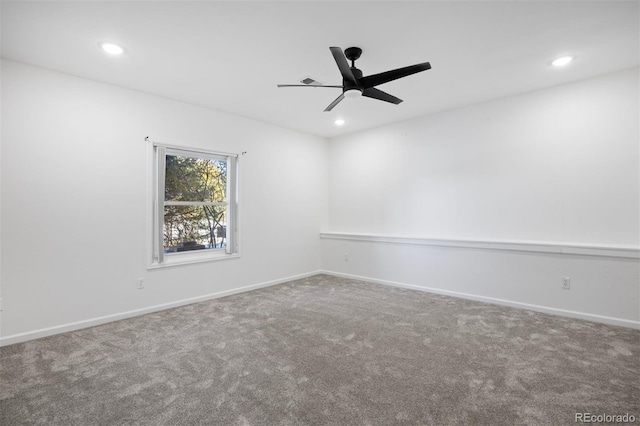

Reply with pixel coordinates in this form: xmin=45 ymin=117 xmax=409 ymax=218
xmin=319 ymin=232 xmax=640 ymax=259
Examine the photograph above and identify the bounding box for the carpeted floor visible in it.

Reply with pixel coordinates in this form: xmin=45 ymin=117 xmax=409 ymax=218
xmin=1 ymin=274 xmax=638 ymax=425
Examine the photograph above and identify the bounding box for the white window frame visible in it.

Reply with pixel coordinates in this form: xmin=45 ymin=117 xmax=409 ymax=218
xmin=147 ymin=138 xmax=239 ymax=268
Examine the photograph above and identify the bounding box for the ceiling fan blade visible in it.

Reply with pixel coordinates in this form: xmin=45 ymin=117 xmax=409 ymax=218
xmin=362 ymin=88 xmax=403 ymax=105
xmin=330 ymin=47 xmax=356 ymax=85
xmin=324 ymin=93 xmax=345 ymax=112
xmin=359 ymin=62 xmax=431 ymax=89
xmin=277 ymin=84 xmax=343 ymax=88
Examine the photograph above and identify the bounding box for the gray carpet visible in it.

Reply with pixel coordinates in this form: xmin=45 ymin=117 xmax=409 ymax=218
xmin=1 ymin=274 xmax=638 ymax=425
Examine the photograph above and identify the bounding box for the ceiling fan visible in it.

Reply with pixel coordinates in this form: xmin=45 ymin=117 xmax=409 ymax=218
xmin=277 ymin=46 xmax=431 ymax=112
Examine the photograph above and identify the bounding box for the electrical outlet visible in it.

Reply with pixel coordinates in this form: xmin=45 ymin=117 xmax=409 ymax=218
xmin=137 ymin=278 xmax=144 ymax=290
xmin=562 ymin=277 xmax=571 ymax=290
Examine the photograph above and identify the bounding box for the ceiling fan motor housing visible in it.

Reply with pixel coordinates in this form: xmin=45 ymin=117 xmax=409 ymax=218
xmin=344 ymin=67 xmax=363 ymax=95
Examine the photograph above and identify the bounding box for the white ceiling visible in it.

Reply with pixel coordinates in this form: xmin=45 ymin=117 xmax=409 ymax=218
xmin=1 ymin=1 xmax=638 ymax=138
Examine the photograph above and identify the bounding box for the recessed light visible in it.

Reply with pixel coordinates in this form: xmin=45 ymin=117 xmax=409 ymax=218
xmin=551 ymin=56 xmax=574 ymax=67
xmin=334 ymin=119 xmax=345 ymax=126
xmin=99 ymin=42 xmax=124 ymax=56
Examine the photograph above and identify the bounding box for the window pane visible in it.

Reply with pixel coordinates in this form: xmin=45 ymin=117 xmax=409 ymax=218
xmin=163 ymin=205 xmax=227 ymax=253
xmin=165 ymin=155 xmax=227 ymax=203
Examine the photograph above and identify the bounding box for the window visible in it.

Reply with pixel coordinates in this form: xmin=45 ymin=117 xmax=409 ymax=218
xmin=150 ymin=140 xmax=238 ymax=267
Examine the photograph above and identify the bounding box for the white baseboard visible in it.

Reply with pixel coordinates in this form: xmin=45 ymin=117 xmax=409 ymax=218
xmin=4 ymin=268 xmax=636 ymax=347
xmin=0 ymin=270 xmax=322 ymax=347
xmin=320 ymin=270 xmax=640 ymax=330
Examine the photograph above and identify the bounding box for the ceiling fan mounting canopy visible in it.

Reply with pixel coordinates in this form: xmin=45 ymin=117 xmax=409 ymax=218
xmin=277 ymin=46 xmax=431 ymax=112
xmin=344 ymin=46 xmax=362 ymax=63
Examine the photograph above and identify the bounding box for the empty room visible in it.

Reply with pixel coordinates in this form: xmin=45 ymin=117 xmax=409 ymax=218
xmin=1 ymin=1 xmax=638 ymax=425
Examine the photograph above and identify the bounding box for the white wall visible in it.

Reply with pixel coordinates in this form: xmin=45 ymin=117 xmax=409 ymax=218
xmin=2 ymin=61 xmax=638 ymax=345
xmin=0 ymin=60 xmax=329 ymax=343
xmin=323 ymin=68 xmax=640 ymax=327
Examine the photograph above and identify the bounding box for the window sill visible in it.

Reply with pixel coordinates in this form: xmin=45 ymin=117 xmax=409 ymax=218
xmin=148 ymin=250 xmax=240 ymax=269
